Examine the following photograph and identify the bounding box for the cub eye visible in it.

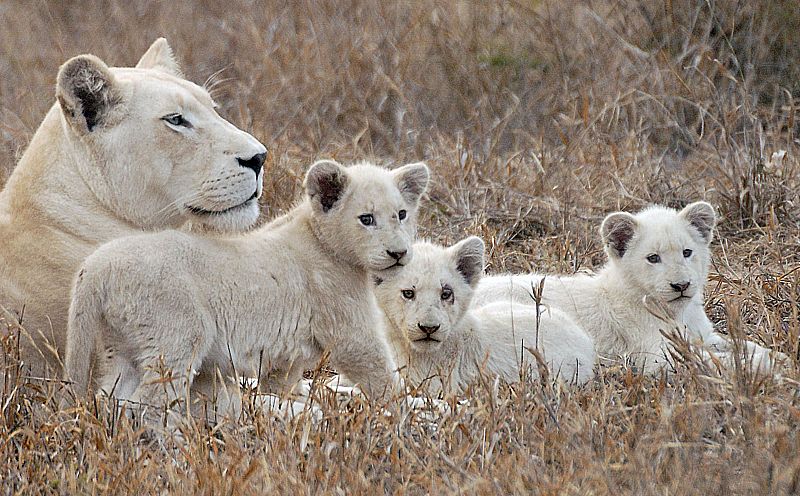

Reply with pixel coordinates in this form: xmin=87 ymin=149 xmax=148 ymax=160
xmin=441 ymin=287 xmax=453 ymax=301
xmin=398 ymin=209 xmax=407 ymax=221
xmin=401 ymin=289 xmax=415 ymax=300
xmin=683 ymin=249 xmax=693 ymax=258
xmin=358 ymin=214 xmax=374 ymax=226
xmin=646 ymin=254 xmax=661 ymax=264
xmin=162 ymin=113 xmax=192 ymax=128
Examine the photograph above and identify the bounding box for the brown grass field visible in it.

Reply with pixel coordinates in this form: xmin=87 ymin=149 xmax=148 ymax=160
xmin=2 ymin=0 xmax=800 ymax=494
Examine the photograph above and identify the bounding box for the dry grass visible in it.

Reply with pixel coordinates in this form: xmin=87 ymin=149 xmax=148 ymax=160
xmin=2 ymin=0 xmax=800 ymax=493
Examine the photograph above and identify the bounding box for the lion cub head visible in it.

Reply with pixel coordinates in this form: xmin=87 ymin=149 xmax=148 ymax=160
xmin=601 ymin=201 xmax=716 ymax=308
xmin=373 ymin=237 xmax=485 ymax=351
xmin=55 ymin=38 xmax=266 ymax=231
xmin=304 ymin=160 xmax=429 ymax=273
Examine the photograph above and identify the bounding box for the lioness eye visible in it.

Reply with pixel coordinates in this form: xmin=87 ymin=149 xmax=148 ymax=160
xmin=646 ymin=254 xmax=661 ymax=264
xmin=359 ymin=214 xmax=374 ymax=226
xmin=162 ymin=113 xmax=192 ymax=128
xmin=441 ymin=287 xmax=453 ymax=301
xmin=683 ymin=249 xmax=693 ymax=258
xmin=398 ymin=209 xmax=407 ymax=221
xmin=401 ymin=289 xmax=415 ymax=300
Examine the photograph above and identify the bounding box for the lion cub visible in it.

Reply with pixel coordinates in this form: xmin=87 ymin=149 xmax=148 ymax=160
xmin=474 ymin=202 xmax=787 ymax=374
xmin=373 ymin=237 xmax=596 ymax=394
xmin=63 ymin=160 xmax=429 ymax=422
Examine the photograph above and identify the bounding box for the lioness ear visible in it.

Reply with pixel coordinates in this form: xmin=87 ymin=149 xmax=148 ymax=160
xmin=305 ymin=160 xmax=350 ymax=213
xmin=601 ymin=212 xmax=638 ymax=258
xmin=393 ymin=162 xmax=430 ymax=204
xmin=56 ymin=54 xmax=121 ymax=134
xmin=680 ymin=201 xmax=716 ymax=244
xmin=450 ymin=236 xmax=485 ymax=287
xmin=135 ymin=38 xmax=183 ymax=77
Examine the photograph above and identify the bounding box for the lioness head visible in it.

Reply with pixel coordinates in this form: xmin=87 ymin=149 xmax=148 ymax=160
xmin=601 ymin=201 xmax=716 ymax=307
xmin=373 ymin=237 xmax=485 ymax=350
xmin=55 ymin=38 xmax=266 ymax=231
xmin=304 ymin=159 xmax=429 ymax=272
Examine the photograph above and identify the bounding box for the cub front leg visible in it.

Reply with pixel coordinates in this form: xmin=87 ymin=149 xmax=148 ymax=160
xmin=705 ymin=334 xmax=789 ymax=374
xmin=127 ymin=352 xmax=206 ymax=430
xmin=675 ymin=304 xmax=787 ymax=374
xmin=122 ymin=314 xmax=217 ymax=431
xmin=325 ymin=322 xmax=401 ymax=401
xmin=190 ymin=367 xmax=243 ymax=424
xmin=684 ymin=302 xmax=788 ymax=373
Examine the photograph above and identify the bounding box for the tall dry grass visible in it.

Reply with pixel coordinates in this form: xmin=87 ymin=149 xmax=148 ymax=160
xmin=1 ymin=0 xmax=799 ymax=493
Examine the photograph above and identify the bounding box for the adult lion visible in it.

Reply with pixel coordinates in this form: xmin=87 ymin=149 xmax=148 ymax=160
xmin=0 ymin=39 xmax=267 ymax=388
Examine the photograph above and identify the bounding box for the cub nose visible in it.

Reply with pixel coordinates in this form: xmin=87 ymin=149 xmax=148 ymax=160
xmin=418 ymin=323 xmax=440 ymax=335
xmin=237 ymin=152 xmax=266 ymax=177
xmin=670 ymin=281 xmax=690 ymax=293
xmin=387 ymin=250 xmax=407 ymax=261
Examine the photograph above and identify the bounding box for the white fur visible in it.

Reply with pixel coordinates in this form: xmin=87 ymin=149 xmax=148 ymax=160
xmin=373 ymin=237 xmax=596 ymax=395
xmin=0 ymin=39 xmax=266 ymax=383
xmin=63 ymin=160 xmax=429 ymax=425
xmin=474 ymin=202 xmax=787 ymax=374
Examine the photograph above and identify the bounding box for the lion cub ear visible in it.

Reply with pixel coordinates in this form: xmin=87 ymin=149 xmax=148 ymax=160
xmin=393 ymin=162 xmax=430 ymax=205
xmin=450 ymin=236 xmax=485 ymax=287
xmin=680 ymin=201 xmax=716 ymax=244
xmin=56 ymin=54 xmax=122 ymax=134
xmin=135 ymin=38 xmax=184 ymax=78
xmin=305 ymin=160 xmax=350 ymax=213
xmin=601 ymin=212 xmax=638 ymax=258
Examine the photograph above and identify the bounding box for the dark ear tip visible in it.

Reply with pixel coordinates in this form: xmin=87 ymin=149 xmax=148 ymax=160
xmin=681 ymin=201 xmax=716 ymax=242
xmin=465 ymin=235 xmax=485 ymax=252
xmin=395 ymin=161 xmax=431 ymax=201
xmin=413 ymin=162 xmax=431 ymax=184
xmin=56 ymin=54 xmax=117 ymax=132
xmin=305 ymin=160 xmax=348 ymax=212
xmin=601 ymin=212 xmax=637 ymax=257
xmin=601 ymin=212 xmax=636 ymax=232
xmin=454 ymin=236 xmax=485 ymax=285
xmin=306 ymin=159 xmax=342 ymax=175
xmin=685 ymin=201 xmax=716 ymax=219
xmin=412 ymin=162 xmax=430 ymax=178
xmin=57 ymin=54 xmax=110 ymax=85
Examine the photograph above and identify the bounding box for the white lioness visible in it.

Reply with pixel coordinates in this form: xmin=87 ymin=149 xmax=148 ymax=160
xmin=474 ymin=202 xmax=787 ymax=374
xmin=63 ymin=160 xmax=429 ymax=423
xmin=0 ymin=39 xmax=266 ymax=385
xmin=373 ymin=237 xmax=596 ymax=394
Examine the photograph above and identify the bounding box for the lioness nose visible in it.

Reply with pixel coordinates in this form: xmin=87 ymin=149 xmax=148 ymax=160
xmin=387 ymin=250 xmax=407 ymax=261
xmin=670 ymin=281 xmax=690 ymax=293
xmin=237 ymin=152 xmax=266 ymax=177
xmin=418 ymin=323 xmax=440 ymax=335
